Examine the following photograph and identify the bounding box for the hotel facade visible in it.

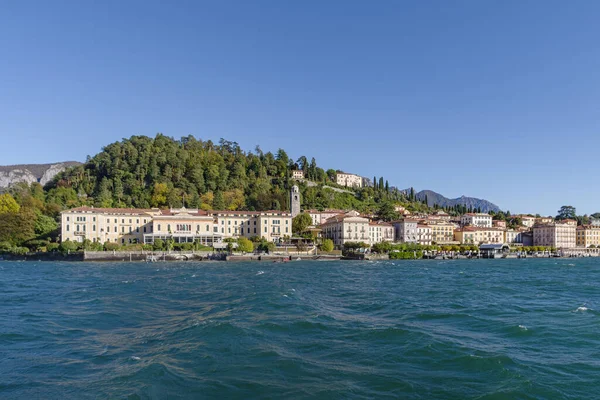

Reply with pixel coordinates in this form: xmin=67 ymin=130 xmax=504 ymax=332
xmin=61 ymin=207 xmax=292 ymax=245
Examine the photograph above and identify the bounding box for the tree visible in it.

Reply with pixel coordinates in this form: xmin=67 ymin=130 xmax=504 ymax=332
xmin=556 ymin=205 xmax=576 ymax=220
xmin=320 ymin=238 xmax=334 ymax=252
xmin=292 ymin=213 xmax=313 ymax=234
xmin=237 ymin=237 xmax=254 ymax=253
xmin=376 ymin=201 xmax=399 ymax=222
xmin=0 ymin=193 xmax=20 ymax=214
xmin=59 ymin=240 xmax=78 ymax=254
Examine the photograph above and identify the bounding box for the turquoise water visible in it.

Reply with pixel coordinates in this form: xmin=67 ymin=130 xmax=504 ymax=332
xmin=1 ymin=259 xmax=600 ymax=399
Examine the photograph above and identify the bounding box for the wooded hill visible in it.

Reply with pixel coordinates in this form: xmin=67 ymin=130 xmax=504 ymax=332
xmin=45 ymin=134 xmax=425 ymax=215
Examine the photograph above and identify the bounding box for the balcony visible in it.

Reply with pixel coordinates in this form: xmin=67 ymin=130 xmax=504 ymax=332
xmin=74 ymin=231 xmax=86 ymax=236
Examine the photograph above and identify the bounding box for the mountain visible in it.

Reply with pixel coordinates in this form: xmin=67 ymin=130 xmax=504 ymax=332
xmin=411 ymin=189 xmax=501 ymax=213
xmin=0 ymin=162 xmax=81 ymax=189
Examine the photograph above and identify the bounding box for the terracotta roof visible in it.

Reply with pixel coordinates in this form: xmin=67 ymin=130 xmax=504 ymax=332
xmin=61 ymin=206 xmax=153 ymax=215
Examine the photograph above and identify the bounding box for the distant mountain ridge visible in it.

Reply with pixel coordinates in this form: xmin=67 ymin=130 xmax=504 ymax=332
xmin=0 ymin=162 xmax=81 ymax=189
xmin=398 ymin=188 xmax=501 ymax=213
xmin=411 ymin=189 xmax=501 ymax=213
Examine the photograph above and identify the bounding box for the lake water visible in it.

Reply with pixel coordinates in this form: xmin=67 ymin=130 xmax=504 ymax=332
xmin=1 ymin=259 xmax=600 ymax=399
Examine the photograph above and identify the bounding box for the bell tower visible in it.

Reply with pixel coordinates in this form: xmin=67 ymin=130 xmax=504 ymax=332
xmin=290 ymin=185 xmax=301 ymax=218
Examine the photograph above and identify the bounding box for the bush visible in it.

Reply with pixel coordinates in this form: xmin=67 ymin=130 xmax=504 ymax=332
xmin=11 ymin=247 xmax=29 ymax=255
xmin=237 ymin=237 xmax=254 ymax=253
xmin=104 ymin=242 xmax=121 ymax=251
xmin=320 ymin=239 xmax=334 ymax=252
xmin=59 ymin=240 xmax=78 ymax=254
xmin=153 ymin=238 xmax=165 ymax=251
xmin=46 ymin=243 xmax=59 ymax=252
xmin=0 ymin=241 xmax=14 ymax=253
xmin=24 ymin=239 xmax=49 ymax=252
xmin=142 ymin=244 xmax=153 ymax=251
xmin=180 ymin=243 xmax=194 ymax=251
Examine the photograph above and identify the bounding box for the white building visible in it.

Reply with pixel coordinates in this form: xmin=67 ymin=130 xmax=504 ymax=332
xmin=292 ymin=170 xmax=304 ymax=180
xmin=392 ymin=219 xmax=418 ymax=243
xmin=368 ymin=222 xmax=395 ymax=244
xmin=321 ymin=215 xmax=370 ymax=248
xmin=533 ymin=222 xmax=576 ymax=249
xmin=461 ymin=213 xmax=493 ymax=228
xmin=336 ymin=172 xmax=363 ymax=188
xmin=417 ymin=224 xmax=432 ymax=246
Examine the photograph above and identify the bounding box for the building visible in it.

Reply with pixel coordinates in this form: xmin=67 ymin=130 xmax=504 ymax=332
xmin=576 ymin=225 xmax=600 ymax=248
xmin=290 ymin=185 xmax=301 ymax=218
xmin=336 ymin=171 xmax=363 ymax=188
xmin=493 ymin=220 xmax=507 ymax=229
xmin=533 ymin=222 xmax=576 ymax=249
xmin=61 ymin=207 xmax=157 ymax=244
xmin=417 ymin=224 xmax=432 ymax=246
xmin=149 ymin=208 xmax=222 ymax=246
xmin=431 ymin=210 xmax=451 ymax=220
xmin=428 ymin=222 xmax=456 ymax=244
xmin=460 ymin=213 xmax=493 ymax=228
xmin=454 ymin=226 xmax=505 ymax=245
xmin=61 ymin=207 xmax=292 ymax=245
xmin=536 ymin=217 xmax=554 ymax=225
xmin=392 ymin=219 xmax=418 ymax=243
xmin=505 ymin=228 xmax=526 ymax=245
xmin=368 ymin=221 xmax=395 ymax=244
xmin=291 ymin=170 xmax=305 ymax=180
xmin=320 ymin=215 xmax=370 ymax=248
xmin=517 ymin=215 xmax=536 ymax=228
xmin=394 ymin=205 xmax=411 ymax=216
xmin=522 ymin=231 xmax=533 ymax=247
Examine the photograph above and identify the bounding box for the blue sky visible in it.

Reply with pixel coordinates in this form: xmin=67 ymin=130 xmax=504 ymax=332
xmin=1 ymin=0 xmax=599 ymax=216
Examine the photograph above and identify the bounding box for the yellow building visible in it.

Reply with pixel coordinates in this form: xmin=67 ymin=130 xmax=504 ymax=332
xmin=454 ymin=226 xmax=505 ymax=245
xmin=576 ymin=225 xmax=600 ymax=248
xmin=61 ymin=207 xmax=157 ymax=244
xmin=61 ymin=207 xmax=292 ymax=245
xmin=428 ymin=222 xmax=456 ymax=244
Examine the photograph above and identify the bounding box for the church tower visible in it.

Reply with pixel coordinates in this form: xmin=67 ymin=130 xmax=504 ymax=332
xmin=290 ymin=185 xmax=301 ymax=218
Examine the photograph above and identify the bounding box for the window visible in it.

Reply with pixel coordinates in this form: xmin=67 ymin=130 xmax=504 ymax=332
xmin=254 ymin=228 xmax=257 ymax=234
xmin=93 ymin=225 xmax=96 ymax=232
xmin=93 ymin=217 xmax=96 ymax=222
xmin=122 ymin=227 xmax=125 ymax=233
xmin=206 ymin=225 xmax=209 ymax=231
xmin=143 ymin=227 xmax=146 ymax=233
xmin=67 ymin=217 xmax=70 ymax=222
xmin=115 ymin=227 xmax=117 ymax=233
xmin=66 ymin=225 xmax=70 ymax=231
xmin=122 ymin=219 xmax=124 ymax=223
xmin=114 ymin=219 xmax=117 ymax=223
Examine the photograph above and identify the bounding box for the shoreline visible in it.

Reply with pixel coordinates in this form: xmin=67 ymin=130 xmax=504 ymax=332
xmin=0 ymin=251 xmax=597 ymax=263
